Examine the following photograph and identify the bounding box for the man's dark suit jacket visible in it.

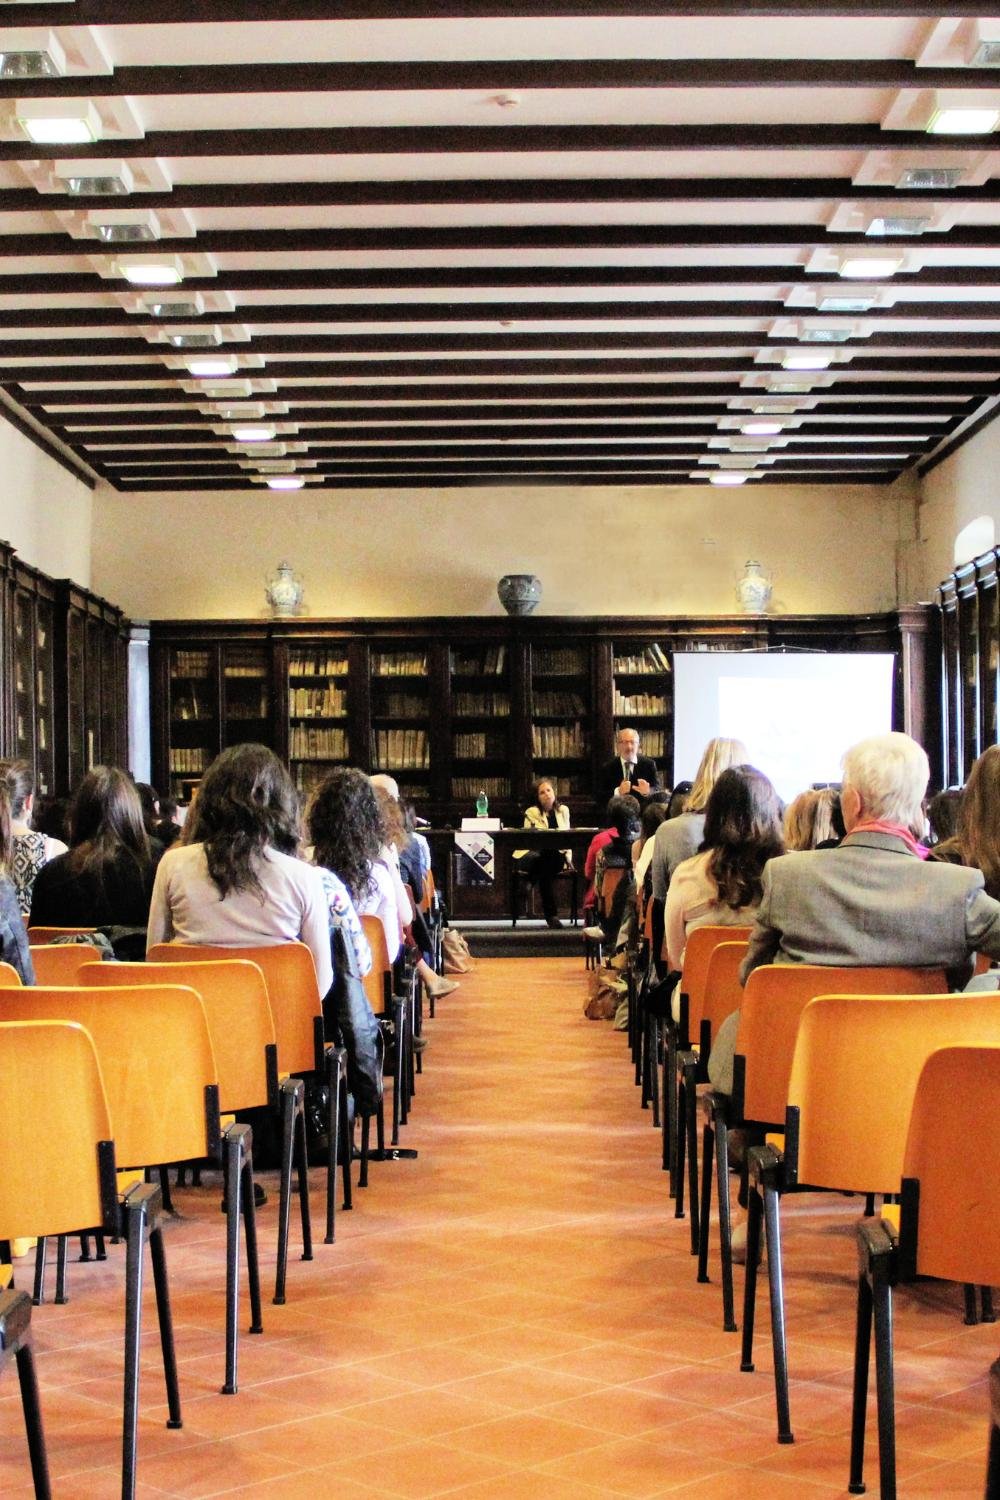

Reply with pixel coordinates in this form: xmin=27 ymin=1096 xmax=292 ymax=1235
xmin=596 ymin=754 xmax=660 ymax=814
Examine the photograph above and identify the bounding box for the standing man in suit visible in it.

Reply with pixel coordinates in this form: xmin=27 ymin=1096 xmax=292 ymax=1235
xmin=596 ymin=727 xmax=659 ymax=813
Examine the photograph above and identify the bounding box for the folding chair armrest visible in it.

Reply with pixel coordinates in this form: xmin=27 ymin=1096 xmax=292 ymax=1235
xmin=747 ymin=1140 xmax=784 ymax=1190
xmin=701 ymin=1087 xmax=734 ymax=1128
xmin=856 ymin=1213 xmax=897 ymax=1270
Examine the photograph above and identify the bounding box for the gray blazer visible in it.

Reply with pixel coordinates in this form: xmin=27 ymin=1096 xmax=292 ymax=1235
xmin=740 ymin=831 xmax=1000 ymax=984
xmin=650 ymin=811 xmax=707 ymax=903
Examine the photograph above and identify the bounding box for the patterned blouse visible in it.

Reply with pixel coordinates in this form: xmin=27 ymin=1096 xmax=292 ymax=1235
xmin=11 ymin=830 xmax=47 ymax=917
xmin=317 ymin=866 xmax=372 ymax=977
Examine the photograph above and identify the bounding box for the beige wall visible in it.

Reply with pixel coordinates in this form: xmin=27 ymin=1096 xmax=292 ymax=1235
xmin=91 ymin=480 xmax=904 ymax=620
xmin=916 ymin=415 xmax=1000 ymax=596
xmin=0 ymin=416 xmax=92 ymax=586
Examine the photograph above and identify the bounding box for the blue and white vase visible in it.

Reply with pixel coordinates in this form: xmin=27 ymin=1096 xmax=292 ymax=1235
xmin=497 ymin=574 xmax=542 ymax=616
xmin=735 ymin=560 xmax=773 ymax=614
xmin=265 ymin=561 xmax=304 ymax=618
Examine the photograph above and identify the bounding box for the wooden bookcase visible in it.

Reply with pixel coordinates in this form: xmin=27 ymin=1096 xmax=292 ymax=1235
xmin=150 ymin=608 xmax=938 ymax=819
xmin=939 ymin=549 xmax=1000 ymax=788
xmin=0 ymin=543 xmax=129 ymax=796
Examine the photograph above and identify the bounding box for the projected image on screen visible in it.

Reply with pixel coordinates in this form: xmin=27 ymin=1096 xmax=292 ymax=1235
xmin=672 ymin=654 xmax=895 ymax=803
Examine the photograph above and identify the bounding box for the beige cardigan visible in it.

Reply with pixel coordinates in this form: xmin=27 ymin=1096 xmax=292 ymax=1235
xmin=514 ymin=801 xmax=571 ymax=862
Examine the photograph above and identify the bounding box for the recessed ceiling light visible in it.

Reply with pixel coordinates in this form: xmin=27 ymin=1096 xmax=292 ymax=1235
xmin=15 ymin=98 xmax=101 ymax=145
xmin=838 ymin=253 xmax=904 ymax=278
xmin=800 ymin=326 xmax=854 ymax=343
xmin=267 ymin=476 xmax=306 ymax=490
xmin=926 ymin=105 xmax=1000 ymax=135
xmin=895 ymin=166 xmax=964 ymax=190
xmin=819 ymin=294 xmax=877 ymax=312
xmin=231 ymin=425 xmax=276 ymax=443
xmin=141 ymin=292 xmax=204 ymax=318
xmin=865 ymin=214 xmax=930 ymax=237
xmin=741 ymin=421 xmax=783 ymax=435
xmin=167 ymin=329 xmax=222 ymax=349
xmin=89 ymin=209 xmax=161 ymax=244
xmin=709 ymin=472 xmax=750 ymax=486
xmin=782 ymin=352 xmax=832 ymax=371
xmin=0 ymin=48 xmax=64 ymax=81
xmin=187 ymin=355 xmax=238 ymax=378
xmin=117 ymin=255 xmax=184 ymax=287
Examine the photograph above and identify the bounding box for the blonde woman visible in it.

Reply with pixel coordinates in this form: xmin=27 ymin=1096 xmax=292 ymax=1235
xmin=649 ymin=737 xmax=749 ymax=904
xmin=514 ymin=777 xmax=571 ymax=928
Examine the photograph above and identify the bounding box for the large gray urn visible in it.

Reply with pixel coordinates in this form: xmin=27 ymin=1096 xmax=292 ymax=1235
xmin=497 ymin=574 xmax=542 ymax=616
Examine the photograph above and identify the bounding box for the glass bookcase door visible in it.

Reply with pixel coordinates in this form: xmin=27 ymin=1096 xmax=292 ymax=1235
xmin=612 ymin=640 xmax=671 ymax=775
xmin=288 ymin=643 xmax=350 ymax=797
xmin=529 ymin=642 xmax=591 ymax=799
xmin=11 ymin=588 xmax=36 ymax=771
xmin=65 ymin=607 xmax=87 ymax=790
xmin=449 ymin=642 xmax=512 ymax=810
xmin=369 ymin=645 xmax=431 ymax=803
xmin=34 ymin=595 xmax=55 ymax=796
xmin=222 ymin=644 xmax=271 ymax=752
xmin=167 ymin=644 xmax=218 ymax=799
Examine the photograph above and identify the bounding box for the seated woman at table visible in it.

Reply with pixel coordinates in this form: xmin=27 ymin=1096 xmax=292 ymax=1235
xmin=514 ymin=777 xmax=572 ymax=929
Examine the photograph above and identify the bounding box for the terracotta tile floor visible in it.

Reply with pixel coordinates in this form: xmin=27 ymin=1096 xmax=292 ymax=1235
xmin=1 ymin=957 xmax=995 ymax=1497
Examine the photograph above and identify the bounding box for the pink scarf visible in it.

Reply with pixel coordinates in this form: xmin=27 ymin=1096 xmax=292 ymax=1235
xmin=851 ymin=819 xmax=929 ymax=860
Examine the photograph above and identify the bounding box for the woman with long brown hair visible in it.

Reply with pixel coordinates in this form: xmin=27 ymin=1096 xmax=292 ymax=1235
xmin=29 ymin=766 xmax=159 ymax=929
xmin=147 ymin=743 xmax=332 ymax=995
xmin=932 ymin=744 xmax=1000 ymax=898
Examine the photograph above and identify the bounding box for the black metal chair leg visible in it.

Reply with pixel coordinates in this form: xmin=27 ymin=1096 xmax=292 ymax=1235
xmin=741 ymin=1185 xmax=764 ymax=1373
xmin=871 ymin=1260 xmax=897 ymax=1500
xmin=54 ymin=1236 xmax=67 ymax=1305
xmin=848 ymin=1272 xmax=873 ymax=1495
xmin=94 ymin=1233 xmax=107 ymax=1261
xmin=240 ymin=1152 xmax=263 ymax=1338
xmin=122 ymin=1188 xmax=149 ymax=1500
xmin=674 ymin=1075 xmax=687 ymax=1220
xmin=273 ymin=1081 xmax=297 ymax=1306
xmin=715 ymin=1117 xmax=737 ymax=1332
xmin=684 ymin=1061 xmax=700 ymax=1254
xmin=222 ymin=1130 xmax=242 ymax=1395
xmin=987 ymin=1359 xmax=1000 ymax=1500
xmin=32 ymin=1239 xmax=47 ymax=1306
xmin=147 ymin=1224 xmax=181 ymax=1431
xmin=78 ymin=1234 xmax=92 ymax=1262
xmin=649 ymin=1018 xmax=661 ymax=1129
xmin=390 ymin=998 xmax=404 ymax=1146
xmin=661 ymin=1033 xmax=671 ymax=1173
xmin=294 ymin=1102 xmax=313 ymax=1264
xmin=336 ymin=1051 xmax=352 ymax=1216
xmin=697 ymin=1119 xmax=714 ymax=1284
xmin=667 ymin=1028 xmax=679 ymax=1189
xmin=359 ymin=1114 xmax=371 ymax=1188
xmin=376 ymin=1096 xmax=385 ymax=1156
xmin=763 ymin=1179 xmax=793 ymax=1444
xmin=157 ymin=1166 xmax=175 ymax=1215
xmin=964 ymin=1283 xmax=980 ymax=1325
xmin=12 ymin=1317 xmax=51 ymax=1500
xmin=982 ymin=1286 xmax=996 ymax=1324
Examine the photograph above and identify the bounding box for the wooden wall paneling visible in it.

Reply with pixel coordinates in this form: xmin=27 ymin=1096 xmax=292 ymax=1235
xmin=975 ymin=552 xmax=999 ymax=759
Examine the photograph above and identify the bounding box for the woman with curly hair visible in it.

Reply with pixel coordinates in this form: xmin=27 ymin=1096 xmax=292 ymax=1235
xmin=147 ymin=743 xmax=332 ymax=997
xmin=30 ymin=766 xmax=160 ymax=931
xmin=665 ymin=765 xmax=784 ymax=973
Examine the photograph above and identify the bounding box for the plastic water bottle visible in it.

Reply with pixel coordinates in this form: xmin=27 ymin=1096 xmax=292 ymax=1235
xmin=476 ymin=789 xmax=489 ymax=817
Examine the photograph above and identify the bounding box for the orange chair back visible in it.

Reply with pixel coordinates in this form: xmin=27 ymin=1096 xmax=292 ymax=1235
xmin=736 ymin=964 xmax=948 ymax=1127
xmin=900 ymin=1044 xmax=1000 ymax=1288
xmin=0 ymin=985 xmax=218 ymax=1170
xmin=676 ymin=925 xmax=754 ymax=1042
xmin=361 ymin=915 xmax=392 ymax=1012
xmin=148 ymin=941 xmax=320 ymax=1076
xmin=30 ymin=943 xmax=103 ymax=986
xmin=82 ymin=959 xmax=276 ymax=1115
xmin=699 ymin=941 xmax=750 ymax=1044
xmin=0 ymin=1020 xmax=113 ymax=1242
xmin=27 ymin=926 xmax=95 ymax=946
xmin=788 ymin=992 xmax=1000 ymax=1195
xmin=0 ymin=962 xmax=22 ymax=987
xmin=419 ymin=869 xmax=435 ymax=915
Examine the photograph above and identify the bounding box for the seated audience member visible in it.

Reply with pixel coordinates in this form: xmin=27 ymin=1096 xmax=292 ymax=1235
xmin=666 ymin=780 xmax=693 ymax=821
xmin=634 ymin=799 xmax=670 ymax=889
xmin=650 ymin=737 xmax=749 ymax=904
xmin=154 ymin=795 xmax=184 ymax=849
xmin=31 ymin=794 xmax=70 ymax=845
xmin=932 ymin=746 xmax=1000 ymax=896
xmin=704 ymin=731 xmax=1000 ymax=1104
xmin=371 ymin=780 xmax=453 ymax=1001
xmin=135 ymin=782 xmax=162 ymax=839
xmin=782 ymin=788 xmax=820 ymax=852
xmin=665 ymin=766 xmax=784 ymax=974
xmin=649 ymin=738 xmax=748 ymax=970
xmin=596 ymin=727 xmax=660 ymax=810
xmin=0 ymin=779 xmax=34 ymax=983
xmin=514 ymin=777 xmax=572 ymax=929
xmin=147 ymin=743 xmax=333 ymax=997
xmin=582 ymin=800 xmax=618 ymax=916
xmin=590 ymin=795 xmax=641 ymax=942
xmin=927 ymin=786 xmax=962 ymax=848
xmin=31 ymin=767 xmax=161 ymax=935
xmin=1 ymin=758 xmax=68 ymax=916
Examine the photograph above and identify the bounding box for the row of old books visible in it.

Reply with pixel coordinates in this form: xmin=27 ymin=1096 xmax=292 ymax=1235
xmin=289 ymin=725 xmax=349 ymax=759
xmin=374 ymin=727 xmax=430 ymax=769
xmin=289 ymin=685 xmax=347 ymax=717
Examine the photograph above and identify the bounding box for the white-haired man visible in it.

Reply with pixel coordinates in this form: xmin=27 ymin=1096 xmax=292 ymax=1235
xmin=740 ymin=731 xmax=1000 ymax=982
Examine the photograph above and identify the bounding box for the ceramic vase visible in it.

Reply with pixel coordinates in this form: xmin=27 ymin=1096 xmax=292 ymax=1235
xmin=265 ymin=561 xmax=304 ymax=618
xmin=497 ymin=574 xmax=542 ymax=616
xmin=735 ymin=559 xmax=773 ymax=614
